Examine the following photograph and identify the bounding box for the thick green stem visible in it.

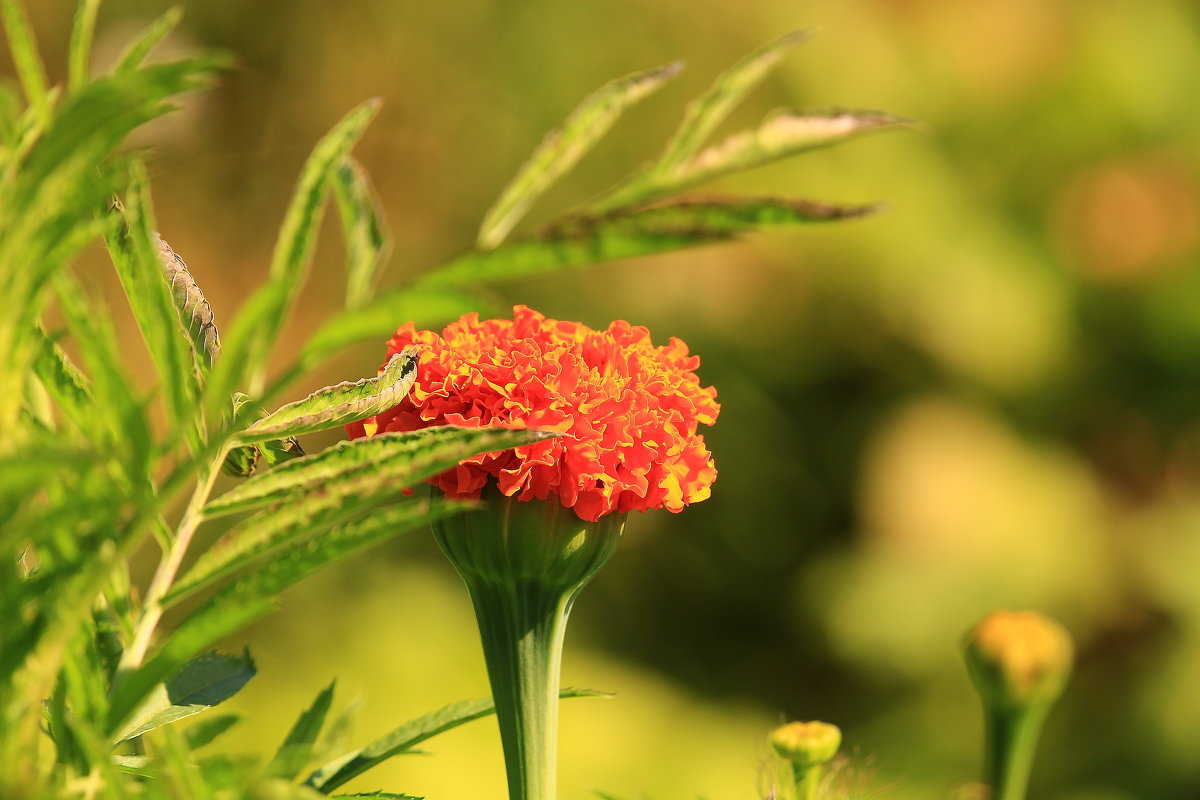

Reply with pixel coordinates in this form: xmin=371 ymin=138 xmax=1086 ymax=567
xmin=434 ymin=491 xmax=624 ymax=800
xmin=982 ymin=706 xmax=1048 ymax=800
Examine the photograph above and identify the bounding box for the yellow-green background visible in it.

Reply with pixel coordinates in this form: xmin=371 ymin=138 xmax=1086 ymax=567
xmin=8 ymin=0 xmax=1200 ymax=797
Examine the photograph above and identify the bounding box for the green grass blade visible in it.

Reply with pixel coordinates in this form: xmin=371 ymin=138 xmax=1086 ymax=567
xmin=110 ymin=499 xmax=463 ymax=733
xmin=113 ymin=650 xmax=256 ymax=743
xmin=332 ymin=155 xmax=391 ymax=309
xmin=0 ymin=0 xmax=49 ymax=121
xmin=204 ymin=99 xmax=380 ymax=414
xmin=204 ymin=427 xmax=560 ymax=518
xmin=301 ymin=286 xmax=478 ymax=367
xmin=68 ymin=0 xmax=102 ymax=93
xmin=269 ymin=680 xmax=336 ymax=779
xmin=105 ymin=162 xmax=202 ymax=442
xmin=114 ymin=6 xmax=183 ymax=74
xmin=157 ymin=233 xmax=221 ymax=372
xmin=238 ymin=346 xmax=419 ymax=443
xmin=655 ymin=30 xmax=808 ymax=175
xmin=476 ymin=60 xmax=682 ymax=250
xmin=305 ymin=688 xmax=609 ymax=793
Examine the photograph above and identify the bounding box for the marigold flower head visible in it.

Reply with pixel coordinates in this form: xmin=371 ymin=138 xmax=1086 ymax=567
xmin=347 ymin=305 xmax=719 ymax=522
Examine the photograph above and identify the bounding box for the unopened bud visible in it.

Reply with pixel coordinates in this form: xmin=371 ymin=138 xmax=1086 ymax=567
xmin=769 ymin=720 xmax=842 ymax=770
xmin=964 ymin=610 xmax=1073 ymax=710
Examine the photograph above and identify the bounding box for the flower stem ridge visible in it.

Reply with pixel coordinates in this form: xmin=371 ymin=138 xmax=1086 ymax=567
xmin=434 ymin=490 xmax=626 ymax=800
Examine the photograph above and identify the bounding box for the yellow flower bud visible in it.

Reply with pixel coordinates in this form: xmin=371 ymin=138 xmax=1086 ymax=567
xmin=769 ymin=720 xmax=842 ymax=770
xmin=964 ymin=610 xmax=1073 ymax=710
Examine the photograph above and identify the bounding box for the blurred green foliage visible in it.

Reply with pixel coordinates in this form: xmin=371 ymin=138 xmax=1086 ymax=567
xmin=6 ymin=0 xmax=1200 ymax=797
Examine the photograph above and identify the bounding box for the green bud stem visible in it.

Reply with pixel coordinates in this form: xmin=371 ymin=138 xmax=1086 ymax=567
xmin=982 ymin=704 xmax=1049 ymax=800
xmin=434 ymin=491 xmax=625 ymax=800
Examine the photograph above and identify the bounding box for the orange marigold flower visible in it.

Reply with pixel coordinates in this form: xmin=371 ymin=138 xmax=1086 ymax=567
xmin=346 ymin=305 xmax=719 ymax=521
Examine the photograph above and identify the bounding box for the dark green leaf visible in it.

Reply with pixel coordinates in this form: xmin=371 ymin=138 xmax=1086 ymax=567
xmin=113 ymin=650 xmax=256 ymax=742
xmin=269 ymin=681 xmax=336 ymax=779
xmin=306 ymin=688 xmax=608 ymax=793
xmin=239 ymin=346 xmax=420 ymax=443
xmin=184 ymin=713 xmax=242 ymax=750
xmin=477 ymin=60 xmax=682 ymax=249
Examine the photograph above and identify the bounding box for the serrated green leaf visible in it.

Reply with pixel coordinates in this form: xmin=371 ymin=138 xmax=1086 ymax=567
xmin=111 ymin=499 xmax=463 ymax=733
xmin=301 ymin=286 xmax=478 ymax=367
xmin=106 ymin=162 xmax=202 ymax=442
xmin=204 ymin=426 xmax=557 ymax=519
xmin=655 ymin=109 xmax=913 ymax=199
xmin=270 ymin=681 xmax=336 ymax=779
xmin=332 ymin=156 xmax=391 ymax=309
xmin=0 ymin=0 xmax=50 ymax=121
xmin=32 ymin=327 xmax=92 ymax=434
xmin=239 ymin=346 xmax=420 ymax=443
xmin=114 ymin=7 xmax=183 ymax=74
xmin=67 ymin=0 xmax=101 ymax=93
xmin=477 ymin=60 xmax=682 ymax=250
xmin=114 ymin=650 xmax=256 ymax=742
xmin=656 ymin=30 xmax=808 ymax=175
xmin=305 ymin=688 xmax=608 ymax=793
xmin=204 ymin=99 xmax=379 ymax=416
xmin=158 ymin=232 xmax=221 ymax=372
xmin=184 ymin=713 xmax=241 ymax=750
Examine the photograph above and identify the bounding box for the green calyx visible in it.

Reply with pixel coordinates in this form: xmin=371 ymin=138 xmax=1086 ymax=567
xmin=434 ymin=489 xmax=626 ymax=800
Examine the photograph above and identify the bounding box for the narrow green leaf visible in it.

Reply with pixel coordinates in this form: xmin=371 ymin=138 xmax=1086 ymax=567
xmin=112 ymin=499 xmax=462 ymax=732
xmin=157 ymin=232 xmax=221 ymax=371
xmin=0 ymin=0 xmax=49 ymax=121
xmin=656 ymin=109 xmax=913 ymax=199
xmin=114 ymin=650 xmax=256 ymax=742
xmin=106 ymin=163 xmax=202 ymax=440
xmin=305 ymin=688 xmax=608 ymax=793
xmin=32 ymin=327 xmax=92 ymax=434
xmin=656 ymin=30 xmax=809 ymax=175
xmin=204 ymin=99 xmax=379 ymax=414
xmin=239 ymin=346 xmax=420 ymax=443
xmin=419 ymin=220 xmax=727 ymax=288
xmin=589 ymin=196 xmax=880 ymax=232
xmin=332 ymin=794 xmax=421 ymax=800
xmin=114 ymin=6 xmax=183 ymax=74
xmin=68 ymin=0 xmax=102 ymax=93
xmin=203 ymin=426 xmax=559 ymax=519
xmin=477 ymin=60 xmax=682 ymax=250
xmin=184 ymin=713 xmax=241 ymax=750
xmin=269 ymin=681 xmax=336 ymax=779
xmin=332 ymin=156 xmax=391 ymax=309
xmin=301 ymin=286 xmax=478 ymax=367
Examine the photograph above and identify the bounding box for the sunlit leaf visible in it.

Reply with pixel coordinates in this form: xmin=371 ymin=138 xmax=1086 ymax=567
xmin=0 ymin=0 xmax=50 ymax=121
xmin=332 ymin=156 xmax=391 ymax=309
xmin=477 ymin=60 xmax=682 ymax=249
xmin=113 ymin=7 xmax=183 ymax=74
xmin=203 ymin=426 xmax=558 ymax=519
xmin=240 ymin=346 xmax=419 ymax=443
xmin=67 ymin=0 xmax=101 ymax=93
xmin=305 ymin=688 xmax=609 ymax=793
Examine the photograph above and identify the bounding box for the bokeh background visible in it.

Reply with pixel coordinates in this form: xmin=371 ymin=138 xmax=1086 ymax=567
xmin=8 ymin=0 xmax=1200 ymax=797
